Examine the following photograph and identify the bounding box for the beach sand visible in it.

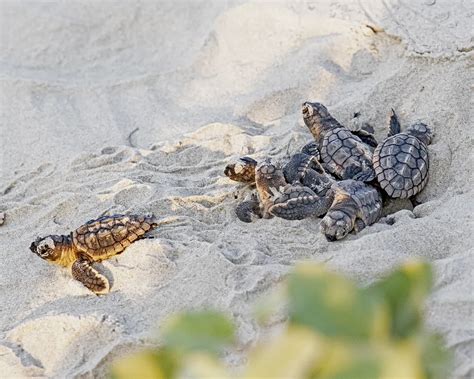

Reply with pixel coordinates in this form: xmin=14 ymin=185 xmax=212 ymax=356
xmin=0 ymin=1 xmax=473 ymax=377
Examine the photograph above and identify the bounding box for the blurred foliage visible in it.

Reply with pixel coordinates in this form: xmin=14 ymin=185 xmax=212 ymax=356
xmin=111 ymin=261 xmax=451 ymax=379
xmin=162 ymin=311 xmax=235 ymax=356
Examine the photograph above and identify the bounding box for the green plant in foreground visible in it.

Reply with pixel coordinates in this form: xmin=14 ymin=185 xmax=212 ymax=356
xmin=111 ymin=261 xmax=451 ymax=379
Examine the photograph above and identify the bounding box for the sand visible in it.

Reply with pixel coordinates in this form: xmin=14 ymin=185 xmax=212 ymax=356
xmin=0 ymin=1 xmax=473 ymax=378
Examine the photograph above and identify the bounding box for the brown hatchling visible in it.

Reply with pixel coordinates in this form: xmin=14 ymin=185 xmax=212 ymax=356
xmin=373 ymin=110 xmax=432 ymax=198
xmin=302 ymin=102 xmax=375 ymax=182
xmin=30 ymin=214 xmax=167 ymax=294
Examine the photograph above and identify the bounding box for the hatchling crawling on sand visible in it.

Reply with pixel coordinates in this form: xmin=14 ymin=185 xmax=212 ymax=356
xmin=302 ymin=102 xmax=376 ymax=182
xmin=30 ymin=214 xmax=170 ymax=294
xmin=373 ymin=110 xmax=433 ymax=199
xmin=225 ymin=153 xmax=334 ymax=222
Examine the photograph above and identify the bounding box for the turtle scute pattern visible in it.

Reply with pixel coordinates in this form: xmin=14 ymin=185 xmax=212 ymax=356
xmin=302 ymin=102 xmax=375 ymax=182
xmin=30 ymin=213 xmax=159 ymax=294
xmin=373 ymin=130 xmax=430 ymax=199
xmin=322 ymin=128 xmax=375 ymax=181
xmin=73 ymin=214 xmax=157 ymax=259
xmin=338 ymin=180 xmax=382 ymax=226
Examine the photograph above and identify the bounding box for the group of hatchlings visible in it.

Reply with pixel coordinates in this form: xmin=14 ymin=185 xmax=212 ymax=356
xmin=29 ymin=102 xmax=432 ymax=294
xmin=224 ymin=102 xmax=432 ymax=241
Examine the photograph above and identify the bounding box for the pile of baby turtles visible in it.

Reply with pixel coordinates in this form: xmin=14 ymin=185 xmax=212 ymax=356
xmin=225 ymin=102 xmax=432 ymax=241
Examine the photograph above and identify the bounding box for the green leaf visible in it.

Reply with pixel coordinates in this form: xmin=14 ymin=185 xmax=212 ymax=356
xmin=152 ymin=348 xmax=180 ymax=378
xmin=365 ymin=261 xmax=432 ymax=338
xmin=288 ymin=264 xmax=387 ymax=340
xmin=162 ymin=310 xmax=235 ymax=355
xmin=419 ymin=333 xmax=453 ymax=379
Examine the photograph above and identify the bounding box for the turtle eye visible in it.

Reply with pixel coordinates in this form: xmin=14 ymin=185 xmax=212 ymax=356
xmin=39 ymin=246 xmax=51 ymax=257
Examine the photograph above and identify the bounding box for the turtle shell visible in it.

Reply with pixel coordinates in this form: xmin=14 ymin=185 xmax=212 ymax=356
xmin=336 ymin=180 xmax=382 ymax=225
xmin=373 ymin=133 xmax=429 ymax=198
xmin=321 ymin=128 xmax=375 ymax=181
xmin=72 ymin=214 xmax=157 ymax=260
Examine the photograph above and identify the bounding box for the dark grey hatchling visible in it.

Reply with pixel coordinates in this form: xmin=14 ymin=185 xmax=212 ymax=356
xmin=320 ymin=179 xmax=383 ymax=241
xmin=255 ymin=159 xmax=333 ymax=220
xmin=373 ymin=110 xmax=433 ymax=198
xmin=225 ymin=153 xmax=333 ymax=222
xmin=302 ymin=102 xmax=375 ymax=182
xmin=30 ymin=214 xmax=168 ymax=294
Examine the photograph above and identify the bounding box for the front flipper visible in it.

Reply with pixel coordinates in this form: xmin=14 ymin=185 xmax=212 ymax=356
xmin=300 ymin=142 xmax=321 ymax=160
xmin=235 ymin=194 xmax=262 ymax=223
xmin=270 ymin=185 xmax=330 ymax=220
xmin=353 ymin=218 xmax=367 ymax=233
xmin=300 ymin=169 xmax=334 ymax=197
xmin=72 ymin=258 xmax=110 ymax=295
xmin=351 ymin=129 xmax=378 ymax=149
xmin=342 ymin=161 xmax=375 ymax=182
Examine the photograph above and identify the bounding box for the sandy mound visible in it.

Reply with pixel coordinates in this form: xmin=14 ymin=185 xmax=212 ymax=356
xmin=0 ymin=1 xmax=472 ymax=377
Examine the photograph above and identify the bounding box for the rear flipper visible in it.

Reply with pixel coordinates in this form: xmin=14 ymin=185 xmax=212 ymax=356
xmin=72 ymin=258 xmax=110 ymax=295
xmin=235 ymin=195 xmax=262 ymax=223
xmin=269 ymin=185 xmax=331 ymax=220
xmin=388 ymin=109 xmax=401 ymax=137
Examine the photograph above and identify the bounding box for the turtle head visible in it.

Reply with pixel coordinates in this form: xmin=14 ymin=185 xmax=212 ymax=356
xmin=302 ymin=102 xmax=330 ymax=120
xmin=224 ymin=156 xmax=257 ymax=183
xmin=302 ymin=102 xmax=331 ymax=140
xmin=30 ymin=235 xmax=64 ymax=262
xmin=405 ymin=123 xmax=433 ymax=145
xmin=320 ymin=210 xmax=353 ymax=241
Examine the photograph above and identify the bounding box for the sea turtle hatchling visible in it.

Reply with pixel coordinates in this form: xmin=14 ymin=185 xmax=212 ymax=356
xmin=302 ymin=102 xmax=375 ymax=182
xmin=30 ymin=214 xmax=170 ymax=294
xmin=226 ymin=157 xmax=333 ymax=222
xmin=320 ymin=180 xmax=383 ymax=241
xmin=373 ymin=110 xmax=433 ymax=198
xmin=224 ymin=143 xmax=332 ymax=195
